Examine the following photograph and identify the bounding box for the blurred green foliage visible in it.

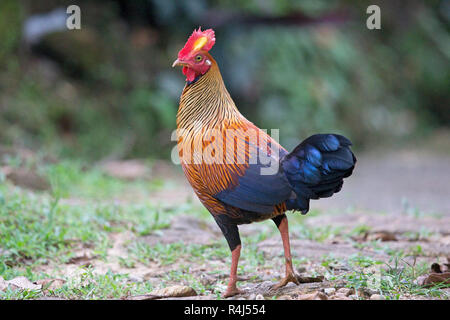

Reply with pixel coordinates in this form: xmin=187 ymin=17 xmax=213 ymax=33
xmin=0 ymin=0 xmax=449 ymax=160
xmin=0 ymin=0 xmax=23 ymax=63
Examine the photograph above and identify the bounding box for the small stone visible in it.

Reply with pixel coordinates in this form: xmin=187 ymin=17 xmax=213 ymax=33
xmin=314 ymin=292 xmax=328 ymax=300
xmin=297 ymin=292 xmax=316 ymax=300
xmin=332 ymin=293 xmax=351 ymax=300
xmin=247 ymin=294 xmax=256 ymax=300
xmin=336 ymin=287 xmax=354 ymax=296
xmin=324 ymin=288 xmax=336 ymax=295
xmin=370 ymin=294 xmax=386 ymax=300
xmin=348 ymin=294 xmax=359 ymax=300
xmin=255 ymin=294 xmax=265 ymax=300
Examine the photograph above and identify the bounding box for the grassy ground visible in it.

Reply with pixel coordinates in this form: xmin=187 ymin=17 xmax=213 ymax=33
xmin=0 ymin=157 xmax=449 ymax=300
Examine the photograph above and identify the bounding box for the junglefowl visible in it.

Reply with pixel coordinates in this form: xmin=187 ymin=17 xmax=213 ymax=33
xmin=172 ymin=28 xmax=356 ymax=298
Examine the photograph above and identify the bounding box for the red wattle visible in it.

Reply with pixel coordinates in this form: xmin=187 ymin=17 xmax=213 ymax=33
xmin=182 ymin=66 xmax=196 ymax=82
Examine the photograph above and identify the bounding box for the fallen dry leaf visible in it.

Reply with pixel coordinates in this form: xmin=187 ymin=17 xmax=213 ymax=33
xmin=416 ymin=259 xmax=450 ymax=287
xmin=422 ymin=273 xmax=450 ymax=287
xmin=4 ymin=276 xmax=41 ymax=291
xmin=151 ymin=285 xmax=197 ymax=298
xmin=296 ymin=275 xmax=324 ymax=283
xmin=136 ymin=285 xmax=198 ymax=299
xmin=367 ymin=231 xmax=397 ymax=242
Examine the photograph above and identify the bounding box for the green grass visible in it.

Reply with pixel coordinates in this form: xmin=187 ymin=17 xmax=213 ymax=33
xmin=0 ymin=187 xmax=175 ymax=268
xmin=321 ymin=250 xmax=448 ymax=300
xmin=0 ymin=157 xmax=230 ymax=299
xmin=126 ymin=242 xmax=228 ymax=266
xmin=0 ymin=162 xmax=184 ymax=299
xmin=45 ymin=160 xmax=165 ymax=199
xmin=0 ymin=267 xmax=156 ymax=299
xmin=1 ymin=159 xmax=448 ymax=300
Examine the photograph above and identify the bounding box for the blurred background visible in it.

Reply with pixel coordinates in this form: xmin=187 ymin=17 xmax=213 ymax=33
xmin=0 ymin=0 xmax=449 ymax=213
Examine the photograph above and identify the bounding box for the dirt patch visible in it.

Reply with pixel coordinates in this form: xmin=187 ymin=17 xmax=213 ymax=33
xmin=305 ymin=212 xmax=450 ymax=235
xmin=141 ymin=216 xmax=222 ymax=246
xmin=315 ymin=150 xmax=450 ymax=215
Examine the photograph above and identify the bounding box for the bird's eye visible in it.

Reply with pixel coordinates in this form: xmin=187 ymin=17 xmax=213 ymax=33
xmin=195 ymin=55 xmax=202 ymax=62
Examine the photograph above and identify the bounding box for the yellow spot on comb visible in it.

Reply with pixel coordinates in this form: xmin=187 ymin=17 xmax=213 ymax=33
xmin=193 ymin=36 xmax=208 ymax=51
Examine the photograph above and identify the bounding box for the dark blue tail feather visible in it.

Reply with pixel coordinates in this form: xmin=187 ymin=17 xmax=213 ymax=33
xmin=281 ymin=134 xmax=356 ymax=214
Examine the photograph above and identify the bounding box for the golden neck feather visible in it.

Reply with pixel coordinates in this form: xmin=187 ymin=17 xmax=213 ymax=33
xmin=176 ymin=58 xmax=244 ymax=130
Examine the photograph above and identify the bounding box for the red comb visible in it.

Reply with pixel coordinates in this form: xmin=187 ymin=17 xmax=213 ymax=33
xmin=178 ymin=27 xmax=215 ymax=59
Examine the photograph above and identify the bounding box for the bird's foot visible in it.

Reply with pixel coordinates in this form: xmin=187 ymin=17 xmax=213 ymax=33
xmin=223 ymin=285 xmax=244 ymax=298
xmin=271 ymin=271 xmax=299 ymax=290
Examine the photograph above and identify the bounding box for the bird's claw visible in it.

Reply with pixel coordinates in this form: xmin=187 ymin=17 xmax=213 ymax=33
xmin=271 ymin=272 xmax=300 ymax=290
xmin=223 ymin=286 xmax=245 ymax=298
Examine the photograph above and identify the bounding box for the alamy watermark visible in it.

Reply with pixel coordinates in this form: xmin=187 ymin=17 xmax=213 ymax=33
xmin=66 ymin=5 xmax=81 ymax=30
xmin=366 ymin=5 xmax=381 ymax=30
xmin=170 ymin=124 xmax=281 ymax=176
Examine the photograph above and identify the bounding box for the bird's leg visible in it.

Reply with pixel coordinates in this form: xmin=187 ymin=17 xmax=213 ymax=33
xmin=214 ymin=217 xmax=244 ymax=298
xmin=224 ymin=244 xmax=243 ymax=298
xmin=271 ymin=214 xmax=299 ymax=289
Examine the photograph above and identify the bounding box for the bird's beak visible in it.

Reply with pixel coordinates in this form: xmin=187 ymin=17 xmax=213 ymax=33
xmin=172 ymin=59 xmax=186 ymax=68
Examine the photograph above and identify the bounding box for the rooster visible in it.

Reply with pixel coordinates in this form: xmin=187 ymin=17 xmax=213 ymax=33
xmin=172 ymin=28 xmax=356 ymax=298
